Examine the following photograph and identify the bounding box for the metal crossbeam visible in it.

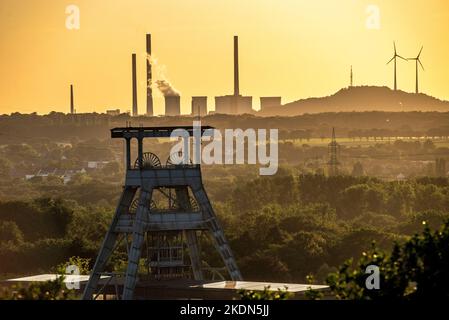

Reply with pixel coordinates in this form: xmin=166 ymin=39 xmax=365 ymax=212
xmin=111 ymin=126 xmax=214 ymax=139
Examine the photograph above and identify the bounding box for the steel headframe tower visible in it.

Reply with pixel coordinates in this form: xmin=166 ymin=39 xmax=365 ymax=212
xmin=83 ymin=126 xmax=242 ymax=300
xmin=328 ymin=127 xmax=340 ymax=176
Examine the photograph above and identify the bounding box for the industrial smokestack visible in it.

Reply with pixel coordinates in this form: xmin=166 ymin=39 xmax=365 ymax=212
xmin=146 ymin=34 xmax=154 ymax=116
xmin=70 ymin=84 xmax=74 ymax=114
xmin=234 ymin=36 xmax=239 ymax=96
xmin=132 ymin=53 xmax=138 ymax=116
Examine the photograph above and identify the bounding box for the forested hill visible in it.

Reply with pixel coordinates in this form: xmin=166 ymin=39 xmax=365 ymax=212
xmin=259 ymin=86 xmax=449 ymax=116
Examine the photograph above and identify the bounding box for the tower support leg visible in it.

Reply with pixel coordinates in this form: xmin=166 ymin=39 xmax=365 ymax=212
xmin=83 ymin=187 xmax=136 ymax=300
xmin=185 ymin=230 xmax=204 ymax=280
xmin=122 ymin=188 xmax=153 ymax=300
xmin=192 ymin=185 xmax=242 ymax=281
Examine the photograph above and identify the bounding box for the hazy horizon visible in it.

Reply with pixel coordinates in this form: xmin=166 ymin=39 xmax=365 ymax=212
xmin=1 ymin=0 xmax=449 ymax=115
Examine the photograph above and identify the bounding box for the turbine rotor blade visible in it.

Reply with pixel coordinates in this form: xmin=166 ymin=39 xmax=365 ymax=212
xmin=418 ymin=59 xmax=424 ymax=70
xmin=418 ymin=46 xmax=423 ymax=58
xmin=393 ymin=41 xmax=397 ymax=54
xmin=387 ymin=56 xmax=395 ymax=64
xmin=397 ymin=55 xmax=407 ymax=61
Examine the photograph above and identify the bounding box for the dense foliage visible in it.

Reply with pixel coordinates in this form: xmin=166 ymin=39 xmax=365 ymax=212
xmin=0 ymin=274 xmax=75 ymax=300
xmin=0 ymin=113 xmax=448 ymax=298
xmin=1 ymin=172 xmax=448 ymax=286
xmin=327 ymin=220 xmax=449 ymax=300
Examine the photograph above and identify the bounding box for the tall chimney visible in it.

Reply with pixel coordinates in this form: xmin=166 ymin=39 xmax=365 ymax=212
xmin=70 ymin=84 xmax=74 ymax=114
xmin=132 ymin=53 xmax=138 ymax=116
xmin=234 ymin=36 xmax=239 ymax=96
xmin=146 ymin=34 xmax=154 ymax=116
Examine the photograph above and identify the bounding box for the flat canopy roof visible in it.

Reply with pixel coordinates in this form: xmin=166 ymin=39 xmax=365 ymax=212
xmin=4 ymin=274 xmax=109 ymax=284
xmin=197 ymin=281 xmax=328 ymax=293
xmin=1 ymin=275 xmax=330 ymax=299
xmin=111 ymin=126 xmax=215 ymax=139
xmin=2 ymin=275 xmax=328 ymax=293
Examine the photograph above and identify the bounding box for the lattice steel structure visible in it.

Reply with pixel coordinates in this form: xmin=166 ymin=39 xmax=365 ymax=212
xmin=82 ymin=126 xmax=242 ymax=300
xmin=328 ymin=127 xmax=340 ymax=176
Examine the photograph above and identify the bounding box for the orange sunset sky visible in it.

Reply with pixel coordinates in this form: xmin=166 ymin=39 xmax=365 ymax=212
xmin=0 ymin=0 xmax=448 ymax=115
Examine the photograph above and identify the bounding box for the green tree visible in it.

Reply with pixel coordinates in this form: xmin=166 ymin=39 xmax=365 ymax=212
xmin=238 ymin=286 xmax=292 ymax=300
xmin=327 ymin=220 xmax=449 ymax=300
xmin=56 ymin=256 xmax=91 ymax=275
xmin=0 ymin=274 xmax=76 ymax=300
xmin=0 ymin=221 xmax=24 ymax=244
xmin=351 ymin=162 xmax=364 ymax=177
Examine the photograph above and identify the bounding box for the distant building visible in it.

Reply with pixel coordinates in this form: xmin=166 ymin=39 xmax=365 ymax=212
xmin=87 ymin=161 xmax=109 ymax=169
xmin=165 ymin=96 xmax=181 ymax=116
xmin=215 ymin=95 xmax=253 ymax=114
xmin=191 ymin=96 xmax=208 ymax=117
xmin=25 ymin=168 xmax=86 ymax=184
xmin=106 ymin=109 xmax=121 ymax=116
xmin=260 ymin=97 xmax=282 ymax=111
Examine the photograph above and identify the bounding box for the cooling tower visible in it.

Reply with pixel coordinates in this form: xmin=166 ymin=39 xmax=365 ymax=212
xmin=191 ymin=96 xmax=208 ymax=117
xmin=165 ymin=95 xmax=181 ymax=116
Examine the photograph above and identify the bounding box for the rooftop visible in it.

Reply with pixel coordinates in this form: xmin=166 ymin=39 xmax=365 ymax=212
xmin=1 ymin=274 xmax=330 ymax=300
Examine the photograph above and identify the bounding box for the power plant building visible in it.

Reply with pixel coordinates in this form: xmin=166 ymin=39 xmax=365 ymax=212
xmin=106 ymin=109 xmax=121 ymax=116
xmin=260 ymin=97 xmax=282 ymax=111
xmin=215 ymin=95 xmax=253 ymax=114
xmin=191 ymin=96 xmax=208 ymax=116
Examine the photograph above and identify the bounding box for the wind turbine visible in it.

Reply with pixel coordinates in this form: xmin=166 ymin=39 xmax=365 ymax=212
xmin=408 ymin=46 xmax=424 ymax=94
xmin=387 ymin=42 xmax=407 ymax=91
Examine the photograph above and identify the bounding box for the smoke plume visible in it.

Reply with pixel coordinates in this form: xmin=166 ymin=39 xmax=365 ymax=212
xmin=156 ymin=80 xmax=179 ymax=97
xmin=146 ymin=54 xmax=180 ymax=97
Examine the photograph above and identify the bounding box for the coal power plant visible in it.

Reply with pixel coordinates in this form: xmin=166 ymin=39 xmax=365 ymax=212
xmin=128 ymin=34 xmax=280 ymax=116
